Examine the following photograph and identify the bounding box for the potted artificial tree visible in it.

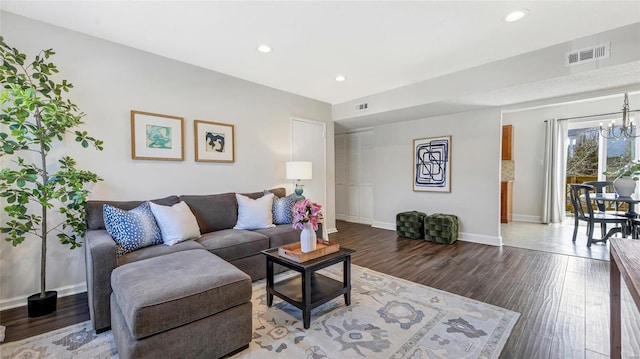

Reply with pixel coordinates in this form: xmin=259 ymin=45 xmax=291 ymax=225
xmin=0 ymin=37 xmax=103 ymax=317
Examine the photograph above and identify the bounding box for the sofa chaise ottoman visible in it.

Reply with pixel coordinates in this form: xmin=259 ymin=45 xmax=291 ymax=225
xmin=110 ymin=250 xmax=252 ymax=359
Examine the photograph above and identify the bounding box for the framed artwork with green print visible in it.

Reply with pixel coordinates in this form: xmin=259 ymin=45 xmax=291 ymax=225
xmin=131 ymin=110 xmax=184 ymax=161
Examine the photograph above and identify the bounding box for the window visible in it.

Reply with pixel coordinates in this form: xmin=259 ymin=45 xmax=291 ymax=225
xmin=566 ymin=120 xmax=640 ymax=212
xmin=567 ymin=128 xmax=598 ymax=180
xmin=604 ymin=129 xmax=637 ymax=180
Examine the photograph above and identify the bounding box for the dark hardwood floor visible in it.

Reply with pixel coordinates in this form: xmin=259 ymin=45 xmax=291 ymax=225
xmin=2 ymin=220 xmax=639 ymax=358
xmin=0 ymin=292 xmax=90 ymax=343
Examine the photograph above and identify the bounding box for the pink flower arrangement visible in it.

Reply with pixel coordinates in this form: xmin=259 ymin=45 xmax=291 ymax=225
xmin=292 ymin=199 xmax=324 ymax=230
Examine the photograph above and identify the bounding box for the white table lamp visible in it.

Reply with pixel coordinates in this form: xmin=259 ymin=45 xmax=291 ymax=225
xmin=286 ymin=161 xmax=312 ymax=200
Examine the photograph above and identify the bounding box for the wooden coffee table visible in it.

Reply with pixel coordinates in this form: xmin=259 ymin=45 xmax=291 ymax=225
xmin=261 ymin=246 xmax=355 ymax=329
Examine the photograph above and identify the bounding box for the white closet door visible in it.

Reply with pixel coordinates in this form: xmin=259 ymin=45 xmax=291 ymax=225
xmin=337 ymin=130 xmax=374 ymax=225
xmin=347 ymin=133 xmax=360 ymax=185
xmin=359 ymin=131 xmax=374 ymax=224
xmin=335 ymin=134 xmax=347 ymax=185
xmin=335 ymin=134 xmax=347 ymax=220
xmin=359 ymin=185 xmax=374 ymax=224
xmin=348 ymin=185 xmax=360 ymax=221
xmin=359 ymin=130 xmax=373 ymax=185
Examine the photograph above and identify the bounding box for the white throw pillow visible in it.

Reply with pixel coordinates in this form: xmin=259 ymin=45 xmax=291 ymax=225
xmin=149 ymin=201 xmax=201 ymax=246
xmin=234 ymin=193 xmax=276 ymax=230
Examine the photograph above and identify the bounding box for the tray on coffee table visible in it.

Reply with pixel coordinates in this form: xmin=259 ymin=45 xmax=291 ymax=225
xmin=278 ymin=240 xmax=340 ymax=263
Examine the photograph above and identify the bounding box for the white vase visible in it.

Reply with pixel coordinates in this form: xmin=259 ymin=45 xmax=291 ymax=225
xmin=614 ymin=176 xmax=636 ymax=197
xmin=300 ymin=222 xmax=317 ymax=253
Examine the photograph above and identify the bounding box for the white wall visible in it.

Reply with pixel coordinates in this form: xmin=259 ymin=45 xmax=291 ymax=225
xmin=0 ymin=12 xmax=334 ymax=309
xmin=503 ymin=92 xmax=640 ymax=222
xmin=368 ymin=109 xmax=502 ymax=245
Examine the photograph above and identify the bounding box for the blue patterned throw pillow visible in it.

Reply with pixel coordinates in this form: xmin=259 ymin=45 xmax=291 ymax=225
xmin=266 ymin=191 xmax=296 ymax=225
xmin=103 ymin=202 xmax=163 ymax=255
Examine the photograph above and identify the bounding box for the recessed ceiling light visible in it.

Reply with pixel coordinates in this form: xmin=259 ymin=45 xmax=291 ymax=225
xmin=335 ymin=75 xmax=346 ymax=82
xmin=503 ymin=9 xmax=529 ymax=22
xmin=257 ymin=44 xmax=272 ymax=53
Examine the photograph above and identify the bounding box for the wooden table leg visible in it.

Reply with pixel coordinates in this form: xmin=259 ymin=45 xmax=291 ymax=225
xmin=266 ymin=259 xmax=274 ymax=307
xmin=610 ymin=257 xmax=622 ymax=359
xmin=302 ymin=271 xmax=311 ymax=329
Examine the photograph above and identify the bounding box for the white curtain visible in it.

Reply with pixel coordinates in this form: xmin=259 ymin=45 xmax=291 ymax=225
xmin=542 ymin=118 xmax=568 ymax=224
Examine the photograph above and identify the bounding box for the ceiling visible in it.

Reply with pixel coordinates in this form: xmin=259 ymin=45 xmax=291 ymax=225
xmin=2 ymin=1 xmax=640 ymax=105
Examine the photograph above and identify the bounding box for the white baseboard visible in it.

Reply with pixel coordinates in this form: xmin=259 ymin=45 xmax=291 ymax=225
xmin=459 ymin=232 xmax=502 ymax=246
xmin=370 ymin=221 xmax=502 ymax=246
xmin=0 ymin=283 xmax=87 ymax=311
xmin=512 ymin=214 xmax=542 ymax=223
xmin=346 ymin=217 xmax=372 ymax=225
xmin=326 ymin=227 xmax=338 ymax=234
xmin=371 ymin=221 xmax=395 ymax=231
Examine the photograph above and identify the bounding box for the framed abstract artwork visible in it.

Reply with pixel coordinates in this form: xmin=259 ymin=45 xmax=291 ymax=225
xmin=131 ymin=111 xmax=184 ymax=161
xmin=194 ymin=120 xmax=235 ymax=163
xmin=413 ymin=135 xmax=451 ymax=192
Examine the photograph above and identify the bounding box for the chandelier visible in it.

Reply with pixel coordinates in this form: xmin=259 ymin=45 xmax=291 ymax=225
xmin=598 ymin=93 xmax=638 ymax=139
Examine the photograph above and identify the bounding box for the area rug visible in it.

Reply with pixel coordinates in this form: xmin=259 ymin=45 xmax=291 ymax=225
xmin=0 ymin=264 xmax=519 ymax=359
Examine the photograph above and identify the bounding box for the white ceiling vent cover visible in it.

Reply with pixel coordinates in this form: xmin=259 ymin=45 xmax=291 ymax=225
xmin=565 ymin=43 xmax=610 ymax=66
xmin=355 ymin=102 xmax=370 ymax=112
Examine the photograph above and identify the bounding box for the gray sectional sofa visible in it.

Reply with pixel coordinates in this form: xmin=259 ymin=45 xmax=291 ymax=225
xmin=84 ymin=188 xmax=317 ymax=334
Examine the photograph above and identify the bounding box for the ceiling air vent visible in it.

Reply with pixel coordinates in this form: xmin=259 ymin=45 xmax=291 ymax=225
xmin=355 ymin=102 xmax=370 ymax=112
xmin=565 ymin=43 xmax=610 ymax=66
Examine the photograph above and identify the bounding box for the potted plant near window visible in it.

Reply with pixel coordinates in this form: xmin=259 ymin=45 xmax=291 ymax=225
xmin=0 ymin=37 xmax=103 ymax=317
xmin=604 ymin=160 xmax=640 ymax=197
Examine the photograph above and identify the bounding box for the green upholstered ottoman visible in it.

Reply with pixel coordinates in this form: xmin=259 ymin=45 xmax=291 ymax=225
xmin=396 ymin=211 xmax=427 ymax=239
xmin=424 ymin=213 xmax=459 ymax=244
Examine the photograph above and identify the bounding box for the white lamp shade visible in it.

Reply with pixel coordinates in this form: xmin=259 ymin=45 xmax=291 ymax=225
xmin=286 ymin=161 xmax=312 ymax=180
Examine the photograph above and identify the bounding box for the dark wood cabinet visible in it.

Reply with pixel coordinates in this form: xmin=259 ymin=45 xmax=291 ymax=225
xmin=502 ymin=125 xmax=513 ymax=160
xmin=501 ymin=181 xmax=513 ymax=223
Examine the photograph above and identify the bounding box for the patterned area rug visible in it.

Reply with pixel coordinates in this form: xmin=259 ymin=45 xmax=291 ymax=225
xmin=0 ymin=265 xmax=519 ymax=359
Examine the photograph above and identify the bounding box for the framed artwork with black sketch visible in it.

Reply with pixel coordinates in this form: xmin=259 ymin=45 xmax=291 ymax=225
xmin=194 ymin=120 xmax=235 ymax=162
xmin=413 ymin=135 xmax=451 ymax=192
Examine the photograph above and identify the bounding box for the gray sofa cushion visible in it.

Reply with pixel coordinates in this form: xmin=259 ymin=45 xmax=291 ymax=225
xmin=180 ymin=193 xmax=237 ymax=232
xmin=86 ymin=196 xmax=180 ymax=230
xmin=253 ymin=225 xmax=301 ymax=248
xmin=196 ymin=229 xmax=269 ymax=261
xmin=254 ymin=223 xmax=323 ymax=248
xmin=117 ymin=239 xmax=206 ymax=266
xmin=111 ymin=250 xmax=251 ymax=340
xmin=242 ymin=188 xmax=286 ymax=200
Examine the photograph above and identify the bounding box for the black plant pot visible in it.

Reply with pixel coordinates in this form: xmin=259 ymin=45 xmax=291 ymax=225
xmin=27 ymin=291 xmax=57 ymax=317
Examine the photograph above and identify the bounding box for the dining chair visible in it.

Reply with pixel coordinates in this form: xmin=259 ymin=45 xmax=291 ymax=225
xmin=631 ymin=218 xmax=640 ymax=239
xmin=568 ymin=184 xmax=629 ymax=247
xmin=582 ymin=181 xmax=615 ymax=210
xmin=583 ymin=181 xmax=623 ymax=236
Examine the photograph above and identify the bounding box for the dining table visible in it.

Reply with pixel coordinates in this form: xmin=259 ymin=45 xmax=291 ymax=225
xmin=590 ymin=192 xmax=640 ymax=239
